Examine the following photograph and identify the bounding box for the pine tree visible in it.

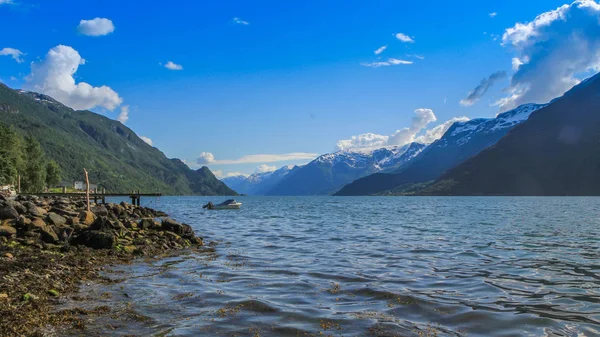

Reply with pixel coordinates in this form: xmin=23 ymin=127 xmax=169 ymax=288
xmin=45 ymin=160 xmax=61 ymax=189
xmin=0 ymin=124 xmax=24 ymax=186
xmin=22 ymin=136 xmax=46 ymax=193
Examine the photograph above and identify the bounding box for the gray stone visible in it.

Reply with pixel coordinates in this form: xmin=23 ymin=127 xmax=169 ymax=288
xmin=71 ymin=231 xmax=115 ymax=249
xmin=0 ymin=205 xmax=18 ymax=220
xmin=46 ymin=212 xmax=67 ymax=226
xmin=0 ymin=225 xmax=16 ymax=237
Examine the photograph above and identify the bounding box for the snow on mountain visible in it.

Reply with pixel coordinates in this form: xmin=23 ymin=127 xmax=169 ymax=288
xmin=222 ymin=165 xmax=297 ymax=195
xmin=442 ymin=103 xmax=546 ymax=147
xmin=335 ymin=103 xmax=547 ymax=196
xmin=265 ymin=142 xmax=426 ymax=196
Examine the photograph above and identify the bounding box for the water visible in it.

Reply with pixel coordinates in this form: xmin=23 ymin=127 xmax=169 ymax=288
xmin=71 ymin=197 xmax=600 ymax=336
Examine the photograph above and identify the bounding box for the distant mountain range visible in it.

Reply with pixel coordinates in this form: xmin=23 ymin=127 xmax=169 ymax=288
xmin=335 ymin=103 xmax=546 ymax=196
xmin=222 ymin=143 xmax=426 ymax=196
xmin=0 ymin=84 xmax=236 ymax=195
xmin=222 ymin=165 xmax=297 ymax=195
xmin=421 ymin=72 xmax=600 ymax=195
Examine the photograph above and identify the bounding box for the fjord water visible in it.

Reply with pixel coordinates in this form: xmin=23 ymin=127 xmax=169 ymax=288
xmin=82 ymin=197 xmax=600 ymax=336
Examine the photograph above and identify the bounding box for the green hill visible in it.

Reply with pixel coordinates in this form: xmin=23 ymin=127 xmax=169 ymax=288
xmin=0 ymin=83 xmax=236 ymax=195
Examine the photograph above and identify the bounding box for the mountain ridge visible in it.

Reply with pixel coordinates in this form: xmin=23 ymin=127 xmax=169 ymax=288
xmin=0 ymin=83 xmax=236 ymax=195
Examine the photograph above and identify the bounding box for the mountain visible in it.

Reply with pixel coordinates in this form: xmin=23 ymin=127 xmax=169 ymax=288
xmin=266 ymin=142 xmax=426 ymax=196
xmin=222 ymin=165 xmax=297 ymax=195
xmin=335 ymin=103 xmax=546 ymax=196
xmin=0 ymin=83 xmax=236 ymax=195
xmin=421 ymin=72 xmax=600 ymax=196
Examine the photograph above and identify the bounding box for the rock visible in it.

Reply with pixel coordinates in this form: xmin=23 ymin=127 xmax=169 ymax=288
xmin=0 ymin=225 xmax=16 ymax=237
xmin=55 ymin=226 xmax=74 ymax=242
xmin=71 ymin=231 xmax=115 ymax=249
xmin=138 ymin=218 xmax=159 ymax=230
xmin=29 ymin=218 xmax=59 ymax=243
xmin=0 ymin=205 xmax=19 ymax=220
xmin=4 ymin=253 xmax=13 ymax=259
xmin=46 ymin=212 xmax=67 ymax=226
xmin=79 ymin=210 xmax=96 ymax=226
xmin=17 ymin=215 xmax=32 ymax=228
xmin=91 ymin=205 xmax=109 ymax=217
xmin=49 ymin=207 xmax=79 ymax=218
xmin=161 ymin=218 xmax=194 ymax=239
xmin=122 ymin=245 xmax=137 ymax=254
xmin=4 ymin=200 xmax=27 ymax=215
xmin=88 ymin=216 xmax=125 ymax=231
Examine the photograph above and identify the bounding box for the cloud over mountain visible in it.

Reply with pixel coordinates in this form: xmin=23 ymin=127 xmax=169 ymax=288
xmin=498 ymin=0 xmax=600 ymax=110
xmin=25 ymin=45 xmax=123 ymax=111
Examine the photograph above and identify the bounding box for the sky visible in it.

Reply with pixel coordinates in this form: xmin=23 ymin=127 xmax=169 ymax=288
xmin=2 ymin=0 xmax=600 ymax=177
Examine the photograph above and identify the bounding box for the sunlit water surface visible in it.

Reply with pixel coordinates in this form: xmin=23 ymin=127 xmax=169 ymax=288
xmin=66 ymin=196 xmax=600 ymax=336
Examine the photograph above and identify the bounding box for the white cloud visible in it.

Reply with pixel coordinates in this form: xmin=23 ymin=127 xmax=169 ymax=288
xmin=213 ymin=170 xmax=249 ymax=179
xmin=415 ymin=117 xmax=470 ymax=144
xmin=0 ymin=48 xmax=24 ymax=63
xmin=117 ymin=105 xmax=129 ymax=124
xmin=77 ymin=18 xmax=115 ymax=36
xmin=361 ymin=58 xmax=413 ymax=68
xmin=25 ymin=45 xmax=123 ymax=111
xmin=336 ymin=108 xmax=436 ymax=151
xmin=255 ymin=164 xmax=277 ymax=173
xmin=460 ymin=71 xmax=507 ymax=106
xmin=0 ymin=0 xmax=14 ymax=5
xmin=498 ymin=0 xmax=600 ymax=111
xmin=374 ymin=45 xmax=387 ymax=55
xmin=196 ymin=152 xmax=215 ymax=165
xmin=489 ymin=12 xmax=498 ymax=18
xmin=233 ymin=17 xmax=249 ymax=25
xmin=164 ymin=61 xmax=183 ymax=70
xmin=196 ymin=152 xmax=317 ymax=165
xmin=395 ymin=33 xmax=414 ymax=43
xmin=140 ymin=136 xmax=153 ymax=146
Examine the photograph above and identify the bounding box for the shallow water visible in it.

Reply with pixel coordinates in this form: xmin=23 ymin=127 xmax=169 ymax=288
xmin=71 ymin=196 xmax=600 ymax=336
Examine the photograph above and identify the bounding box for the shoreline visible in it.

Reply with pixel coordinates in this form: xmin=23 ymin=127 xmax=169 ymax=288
xmin=0 ymin=195 xmax=204 ymax=336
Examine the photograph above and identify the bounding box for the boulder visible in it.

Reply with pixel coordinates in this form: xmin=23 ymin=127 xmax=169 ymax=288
xmin=71 ymin=231 xmax=115 ymax=249
xmin=91 ymin=205 xmax=109 ymax=217
xmin=17 ymin=215 xmax=31 ymax=228
xmin=29 ymin=218 xmax=59 ymax=243
xmin=0 ymin=205 xmax=19 ymax=220
xmin=0 ymin=225 xmax=16 ymax=237
xmin=46 ymin=212 xmax=67 ymax=226
xmin=79 ymin=210 xmax=96 ymax=226
xmin=138 ymin=218 xmax=159 ymax=230
xmin=49 ymin=207 xmax=79 ymax=218
xmin=23 ymin=202 xmax=46 ymax=217
xmin=161 ymin=218 xmax=194 ymax=239
xmin=4 ymin=200 xmax=27 ymax=214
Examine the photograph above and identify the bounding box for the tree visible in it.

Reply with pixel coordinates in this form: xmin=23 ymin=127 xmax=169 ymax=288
xmin=46 ymin=160 xmax=61 ymax=189
xmin=22 ymin=136 xmax=46 ymax=193
xmin=0 ymin=124 xmax=24 ymax=186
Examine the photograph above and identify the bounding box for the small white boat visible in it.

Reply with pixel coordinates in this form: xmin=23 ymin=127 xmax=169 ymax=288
xmin=203 ymin=199 xmax=242 ymax=210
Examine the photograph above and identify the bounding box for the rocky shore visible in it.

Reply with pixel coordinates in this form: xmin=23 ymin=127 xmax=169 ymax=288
xmin=0 ymin=195 xmax=204 ymax=336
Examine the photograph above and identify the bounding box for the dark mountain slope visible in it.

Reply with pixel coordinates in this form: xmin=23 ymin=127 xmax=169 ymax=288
xmin=423 ymin=73 xmax=600 ymax=196
xmin=335 ymin=104 xmax=544 ymax=196
xmin=0 ymin=83 xmax=236 ymax=195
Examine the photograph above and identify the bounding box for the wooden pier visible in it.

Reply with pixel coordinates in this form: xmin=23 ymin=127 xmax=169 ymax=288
xmin=32 ymin=191 xmax=162 ymax=206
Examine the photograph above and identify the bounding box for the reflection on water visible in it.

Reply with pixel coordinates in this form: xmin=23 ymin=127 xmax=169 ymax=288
xmin=67 ymin=197 xmax=600 ymax=336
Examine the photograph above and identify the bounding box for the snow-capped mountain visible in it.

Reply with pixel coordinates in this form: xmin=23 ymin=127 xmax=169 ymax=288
xmin=265 ymin=142 xmax=426 ymax=196
xmin=335 ymin=103 xmax=546 ymax=196
xmin=222 ymin=165 xmax=298 ymax=195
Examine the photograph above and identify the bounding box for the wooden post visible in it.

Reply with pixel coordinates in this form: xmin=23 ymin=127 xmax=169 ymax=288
xmin=17 ymin=174 xmax=21 ymax=194
xmin=83 ymin=168 xmax=90 ymax=212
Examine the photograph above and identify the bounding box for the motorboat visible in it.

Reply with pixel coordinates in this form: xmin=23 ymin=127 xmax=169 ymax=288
xmin=203 ymin=199 xmax=242 ymax=210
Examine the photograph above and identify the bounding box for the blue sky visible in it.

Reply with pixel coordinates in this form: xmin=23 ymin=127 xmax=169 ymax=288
xmin=0 ymin=0 xmax=596 ymax=177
